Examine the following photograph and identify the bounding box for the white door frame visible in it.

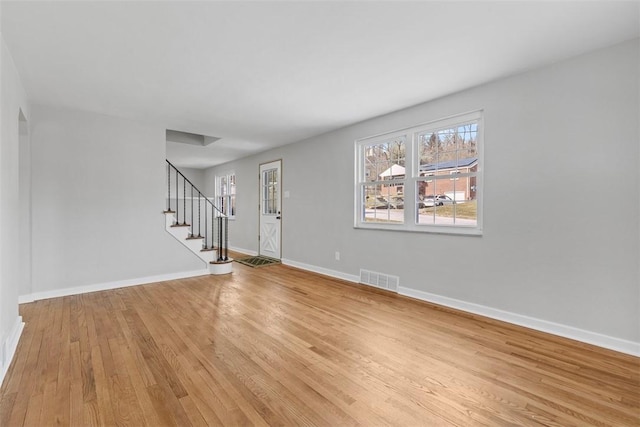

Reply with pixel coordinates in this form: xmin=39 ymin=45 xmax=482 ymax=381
xmin=258 ymin=160 xmax=282 ymax=259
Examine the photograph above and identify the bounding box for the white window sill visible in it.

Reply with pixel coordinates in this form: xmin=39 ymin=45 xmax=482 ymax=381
xmin=354 ymin=223 xmax=483 ymax=236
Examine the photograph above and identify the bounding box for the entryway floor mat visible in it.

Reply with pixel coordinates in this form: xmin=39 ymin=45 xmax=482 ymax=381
xmin=234 ymin=256 xmax=281 ymax=268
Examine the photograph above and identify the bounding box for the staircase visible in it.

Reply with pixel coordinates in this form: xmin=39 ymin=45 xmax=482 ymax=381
xmin=164 ymin=160 xmax=232 ymax=275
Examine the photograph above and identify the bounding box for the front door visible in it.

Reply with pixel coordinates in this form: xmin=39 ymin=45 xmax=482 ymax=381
xmin=259 ymin=160 xmax=282 ymax=259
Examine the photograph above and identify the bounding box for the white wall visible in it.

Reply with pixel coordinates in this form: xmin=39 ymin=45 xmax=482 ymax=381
xmin=166 ymin=166 xmax=209 ymax=222
xmin=0 ymin=34 xmax=30 ymax=383
xmin=18 ymin=111 xmax=30 ymax=297
xmin=176 ymin=166 xmax=207 ymax=195
xmin=203 ymin=160 xmax=258 ymax=250
xmin=206 ymin=39 xmax=640 ymax=350
xmin=29 ymin=106 xmax=206 ymax=295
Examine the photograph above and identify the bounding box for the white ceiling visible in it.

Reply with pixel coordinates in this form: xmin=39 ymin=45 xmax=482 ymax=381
xmin=2 ymin=1 xmax=638 ymax=169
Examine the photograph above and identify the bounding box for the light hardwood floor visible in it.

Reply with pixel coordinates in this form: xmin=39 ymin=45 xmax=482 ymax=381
xmin=1 ymin=260 xmax=638 ymax=426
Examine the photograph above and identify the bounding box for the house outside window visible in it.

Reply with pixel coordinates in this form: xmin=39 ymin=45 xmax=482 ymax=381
xmin=361 ymin=136 xmax=406 ymax=224
xmin=215 ymin=173 xmax=236 ymax=218
xmin=355 ymin=111 xmax=483 ymax=235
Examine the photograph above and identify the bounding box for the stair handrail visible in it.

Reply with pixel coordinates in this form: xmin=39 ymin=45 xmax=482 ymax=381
xmin=165 ymin=159 xmax=229 ymax=262
xmin=166 ymin=160 xmax=226 ymax=216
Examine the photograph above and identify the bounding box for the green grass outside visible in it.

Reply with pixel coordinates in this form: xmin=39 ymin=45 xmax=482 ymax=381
xmin=422 ymin=200 xmax=477 ymax=219
xmin=363 ymin=218 xmax=403 ymax=223
xmin=364 ymin=200 xmax=476 ymax=223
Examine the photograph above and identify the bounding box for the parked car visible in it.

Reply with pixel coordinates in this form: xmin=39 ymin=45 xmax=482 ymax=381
xmin=418 ymin=196 xmax=435 ymax=208
xmin=421 ymin=195 xmax=440 ymax=207
xmin=435 ymin=194 xmax=456 ymax=205
xmin=418 ymin=194 xmax=456 ymax=208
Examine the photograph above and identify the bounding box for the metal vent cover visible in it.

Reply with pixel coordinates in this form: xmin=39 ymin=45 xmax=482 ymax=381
xmin=359 ymin=269 xmax=399 ymax=292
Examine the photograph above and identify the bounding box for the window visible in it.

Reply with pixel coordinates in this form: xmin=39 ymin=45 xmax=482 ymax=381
xmin=355 ymin=111 xmax=482 ymax=234
xmin=360 ymin=135 xmax=406 ymax=224
xmin=215 ymin=173 xmax=236 ymax=218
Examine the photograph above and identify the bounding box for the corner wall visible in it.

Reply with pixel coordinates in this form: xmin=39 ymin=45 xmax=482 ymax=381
xmin=29 ymin=106 xmax=207 ymax=297
xmin=206 ymin=39 xmax=640 ymax=353
xmin=0 ymin=34 xmax=29 ymax=385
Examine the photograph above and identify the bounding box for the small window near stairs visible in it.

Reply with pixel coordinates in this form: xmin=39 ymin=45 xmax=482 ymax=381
xmin=215 ymin=173 xmax=236 ymax=218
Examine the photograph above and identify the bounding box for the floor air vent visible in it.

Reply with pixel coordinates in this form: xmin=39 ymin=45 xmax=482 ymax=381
xmin=359 ymin=269 xmax=399 ymax=292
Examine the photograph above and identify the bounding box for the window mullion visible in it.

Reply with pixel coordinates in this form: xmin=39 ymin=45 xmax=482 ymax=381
xmin=356 ymin=111 xmax=481 ymax=233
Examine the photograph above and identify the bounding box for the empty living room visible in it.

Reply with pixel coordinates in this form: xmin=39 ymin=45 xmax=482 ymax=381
xmin=0 ymin=1 xmax=638 ymax=426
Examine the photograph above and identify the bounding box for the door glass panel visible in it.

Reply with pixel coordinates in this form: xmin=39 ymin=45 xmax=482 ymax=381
xmin=262 ymin=168 xmax=278 ymax=215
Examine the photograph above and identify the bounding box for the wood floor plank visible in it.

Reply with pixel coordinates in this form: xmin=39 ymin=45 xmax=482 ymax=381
xmin=0 ymin=391 xmax=17 ymax=427
xmin=82 ymin=398 xmax=100 ymax=427
xmin=4 ymin=329 xmax=43 ymax=427
xmin=90 ymin=343 xmax=116 ymax=426
xmin=179 ymin=395 xmax=210 ymax=427
xmin=1 ymin=258 xmax=638 ymax=426
xmin=112 ymin=322 xmax=164 ymax=426
xmin=69 ymin=381 xmax=84 ymax=426
xmin=21 ymin=391 xmax=42 ymax=427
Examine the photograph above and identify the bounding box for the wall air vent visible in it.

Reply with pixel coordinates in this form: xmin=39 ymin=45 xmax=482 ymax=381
xmin=359 ymin=269 xmax=399 ymax=292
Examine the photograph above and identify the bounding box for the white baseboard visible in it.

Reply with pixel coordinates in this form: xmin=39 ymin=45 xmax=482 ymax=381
xmin=399 ymin=286 xmax=640 ymax=357
xmin=15 ymin=255 xmax=640 ymax=357
xmin=277 ymin=258 xmax=639 ymax=357
xmin=280 ymin=258 xmax=360 ymax=284
xmin=1 ymin=316 xmax=25 ymax=388
xmin=229 ymin=246 xmax=258 ymax=256
xmin=18 ymin=269 xmax=210 ymax=303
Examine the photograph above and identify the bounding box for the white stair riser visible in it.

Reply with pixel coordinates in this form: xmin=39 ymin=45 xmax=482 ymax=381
xmin=164 ymin=212 xmax=222 ymax=266
xmin=165 ymin=213 xmax=174 ymax=228
xmin=209 ymin=262 xmax=233 ymax=275
xmin=183 ymin=237 xmax=204 ymax=252
xmin=167 ymin=226 xmax=189 ymax=240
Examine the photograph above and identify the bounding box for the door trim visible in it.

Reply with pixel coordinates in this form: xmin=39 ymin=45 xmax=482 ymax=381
xmin=258 ymin=159 xmax=282 ymax=259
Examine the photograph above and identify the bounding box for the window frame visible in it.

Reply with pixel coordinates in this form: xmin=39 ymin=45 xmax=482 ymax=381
xmin=354 ymin=110 xmax=483 ymax=235
xmin=215 ymin=172 xmax=236 ymax=219
xmin=356 ymin=131 xmax=408 ymax=227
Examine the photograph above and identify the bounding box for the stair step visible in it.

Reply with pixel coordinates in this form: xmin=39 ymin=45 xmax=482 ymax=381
xmin=209 ymin=258 xmax=233 ymax=275
xmin=164 ymin=160 xmax=232 ymax=276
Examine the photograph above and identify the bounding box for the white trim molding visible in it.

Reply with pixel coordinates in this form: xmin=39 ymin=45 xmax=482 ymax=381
xmin=1 ymin=316 xmax=25 ymax=387
xmin=230 ymin=246 xmax=258 ymax=257
xmin=354 ymin=110 xmax=484 ymax=235
xmin=398 ymin=286 xmax=640 ymax=357
xmin=19 ymin=269 xmax=210 ymax=303
xmin=279 ymin=258 xmax=639 ymax=357
xmin=281 ymin=258 xmax=360 ymax=284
